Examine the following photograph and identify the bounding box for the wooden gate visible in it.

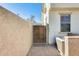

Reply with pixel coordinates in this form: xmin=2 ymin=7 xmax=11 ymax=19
xmin=33 ymin=25 xmax=46 ymax=43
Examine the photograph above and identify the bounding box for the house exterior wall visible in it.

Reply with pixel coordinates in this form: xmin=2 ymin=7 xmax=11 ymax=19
xmin=71 ymin=12 xmax=79 ymax=34
xmin=0 ymin=6 xmax=33 ymax=56
xmin=48 ymin=4 xmax=79 ymax=44
xmin=49 ymin=12 xmax=60 ymax=44
xmin=42 ymin=4 xmax=50 ymax=44
xmin=49 ymin=11 xmax=79 ymax=44
xmin=42 ymin=3 xmax=50 ymax=25
xmin=51 ymin=3 xmax=79 ymax=8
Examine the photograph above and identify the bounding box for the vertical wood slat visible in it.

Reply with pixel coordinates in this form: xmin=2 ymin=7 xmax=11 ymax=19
xmin=33 ymin=25 xmax=46 ymax=43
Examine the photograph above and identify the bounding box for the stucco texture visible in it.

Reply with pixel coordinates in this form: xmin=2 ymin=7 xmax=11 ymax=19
xmin=0 ymin=6 xmax=33 ymax=56
xmin=68 ymin=36 xmax=79 ymax=56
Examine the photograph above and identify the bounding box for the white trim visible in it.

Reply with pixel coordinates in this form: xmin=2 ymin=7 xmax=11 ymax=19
xmin=65 ymin=36 xmax=69 ymax=56
xmin=56 ymin=37 xmax=64 ymax=41
xmin=60 ymin=14 xmax=71 ymax=32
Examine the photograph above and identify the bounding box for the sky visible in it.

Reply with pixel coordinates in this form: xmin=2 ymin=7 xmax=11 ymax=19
xmin=0 ymin=3 xmax=42 ymax=23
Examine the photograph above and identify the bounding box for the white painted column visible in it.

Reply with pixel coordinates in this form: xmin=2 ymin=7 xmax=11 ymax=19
xmin=45 ymin=3 xmax=50 ymax=44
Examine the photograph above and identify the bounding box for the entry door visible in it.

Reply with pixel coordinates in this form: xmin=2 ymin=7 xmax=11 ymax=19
xmin=33 ymin=26 xmax=46 ymax=43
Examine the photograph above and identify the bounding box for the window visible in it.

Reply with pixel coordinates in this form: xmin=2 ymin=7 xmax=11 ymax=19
xmin=60 ymin=14 xmax=70 ymax=32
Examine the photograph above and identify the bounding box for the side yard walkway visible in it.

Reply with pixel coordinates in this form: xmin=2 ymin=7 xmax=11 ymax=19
xmin=27 ymin=44 xmax=60 ymax=56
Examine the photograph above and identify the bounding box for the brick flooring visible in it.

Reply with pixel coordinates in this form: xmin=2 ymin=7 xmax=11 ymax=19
xmin=27 ymin=44 xmax=60 ymax=56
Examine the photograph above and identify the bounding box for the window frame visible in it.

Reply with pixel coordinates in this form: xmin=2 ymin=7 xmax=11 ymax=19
xmin=60 ymin=14 xmax=71 ymax=32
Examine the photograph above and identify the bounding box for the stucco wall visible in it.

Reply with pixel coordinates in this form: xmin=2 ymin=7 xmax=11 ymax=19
xmin=0 ymin=6 xmax=33 ymax=56
xmin=68 ymin=36 xmax=79 ymax=56
xmin=49 ymin=11 xmax=79 ymax=44
xmin=49 ymin=12 xmax=60 ymax=44
xmin=71 ymin=12 xmax=79 ymax=34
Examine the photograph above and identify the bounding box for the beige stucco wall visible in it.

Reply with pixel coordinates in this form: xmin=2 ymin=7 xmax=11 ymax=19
xmin=64 ymin=36 xmax=79 ymax=56
xmin=68 ymin=36 xmax=79 ymax=56
xmin=0 ymin=6 xmax=33 ymax=56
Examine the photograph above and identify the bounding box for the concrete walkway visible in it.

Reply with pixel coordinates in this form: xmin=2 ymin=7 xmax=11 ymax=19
xmin=27 ymin=44 xmax=60 ymax=56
